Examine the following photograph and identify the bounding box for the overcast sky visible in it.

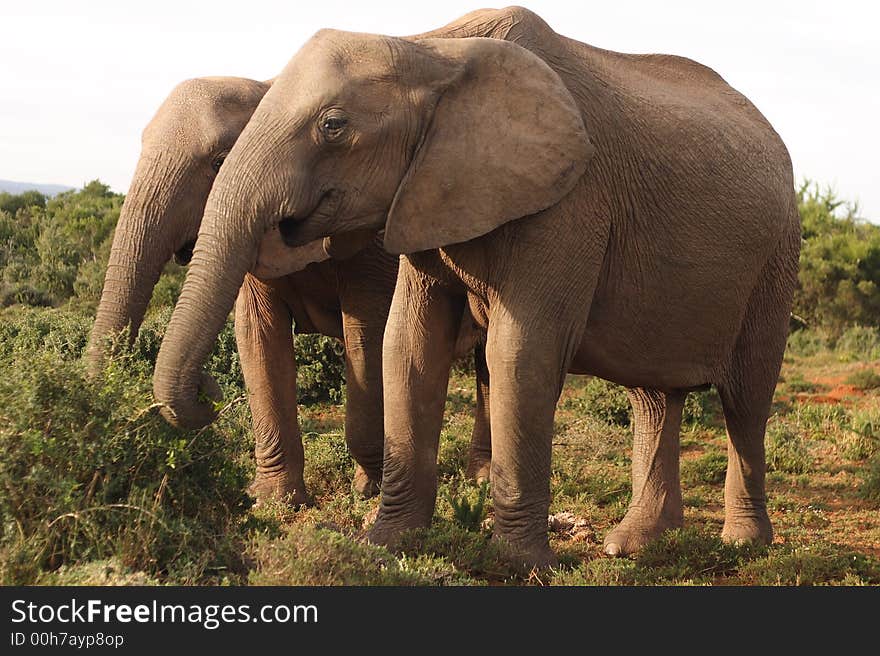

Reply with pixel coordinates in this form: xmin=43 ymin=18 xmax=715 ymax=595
xmin=2 ymin=1 xmax=877 ymax=218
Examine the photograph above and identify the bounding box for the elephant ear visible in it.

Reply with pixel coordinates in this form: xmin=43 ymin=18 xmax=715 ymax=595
xmin=384 ymin=37 xmax=594 ymax=255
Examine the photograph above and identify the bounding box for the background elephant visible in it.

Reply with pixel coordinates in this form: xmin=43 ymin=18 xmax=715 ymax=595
xmin=86 ymin=75 xmax=491 ymax=505
xmin=153 ymin=7 xmax=797 ymax=562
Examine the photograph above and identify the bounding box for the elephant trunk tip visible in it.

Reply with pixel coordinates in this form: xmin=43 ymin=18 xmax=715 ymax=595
xmin=153 ymin=370 xmax=223 ymax=431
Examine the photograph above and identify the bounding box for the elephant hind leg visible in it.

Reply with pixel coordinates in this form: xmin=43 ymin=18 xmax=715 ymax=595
xmin=604 ymin=388 xmax=685 ymax=557
xmin=716 ymin=230 xmax=798 ymax=545
xmin=465 ymin=343 xmax=492 ymax=483
xmin=340 ymin=312 xmax=385 ymax=499
xmin=235 ymin=276 xmax=310 ymax=507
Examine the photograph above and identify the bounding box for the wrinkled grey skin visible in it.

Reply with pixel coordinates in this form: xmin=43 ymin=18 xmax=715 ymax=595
xmin=154 ymin=7 xmax=800 ymax=565
xmin=86 ymin=76 xmax=489 ymax=505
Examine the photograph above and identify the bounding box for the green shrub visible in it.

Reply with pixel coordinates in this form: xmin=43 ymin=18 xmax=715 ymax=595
xmin=845 ymin=369 xmax=880 ymax=390
xmin=552 ymin=558 xmax=640 ymax=586
xmin=0 ymin=189 xmax=47 ymax=216
xmin=682 ymin=389 xmax=718 ymax=428
xmin=793 ymin=402 xmax=848 ymax=434
xmin=0 ymin=307 xmax=253 ymax=584
xmin=784 ymin=374 xmax=822 ymax=394
xmin=633 ymin=527 xmax=764 ymax=584
xmin=1 ymin=284 xmax=53 ymax=308
xmin=248 ymin=524 xmax=475 ymax=586
xmin=843 ymin=408 xmax=880 ymax=460
xmin=835 ymin=325 xmax=880 ymax=361
xmin=302 ymin=431 xmax=354 ymax=499
xmin=0 ymin=306 xmax=92 ymax=361
xmin=294 ymin=334 xmax=346 ymax=404
xmin=858 ymin=455 xmax=880 ymax=507
xmin=442 ymin=481 xmax=489 ymax=532
xmin=785 ymin=328 xmax=831 ymax=358
xmin=396 ymin=520 xmax=520 ymax=580
xmin=794 ymin=182 xmax=880 ymax=336
xmin=1 ymin=182 xmax=122 ymax=308
xmin=739 ymin=543 xmax=880 ymax=585
xmin=565 ymin=378 xmax=631 ymax=426
xmin=766 ymin=424 xmax=812 ymax=474
xmin=681 ymin=451 xmax=728 ymax=486
xmin=35 ymin=559 xmax=161 ymax=586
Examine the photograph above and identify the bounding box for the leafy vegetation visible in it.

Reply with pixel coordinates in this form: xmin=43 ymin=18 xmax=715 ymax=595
xmin=1 ymin=180 xmax=879 ymax=585
xmin=794 ymin=181 xmax=880 ymax=336
xmin=845 ymin=369 xmax=880 ymax=390
xmin=443 ymin=481 xmax=490 ymax=532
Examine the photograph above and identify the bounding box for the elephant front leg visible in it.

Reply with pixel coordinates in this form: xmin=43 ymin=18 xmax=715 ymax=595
xmin=367 ymin=266 xmax=463 ymax=546
xmin=603 ymin=388 xmax=685 ymax=556
xmin=484 ymin=318 xmax=572 ymax=570
xmin=465 ymin=343 xmax=492 ymax=483
xmin=235 ymin=277 xmax=310 ymax=507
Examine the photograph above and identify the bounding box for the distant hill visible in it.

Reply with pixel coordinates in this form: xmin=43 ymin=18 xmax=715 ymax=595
xmin=0 ymin=179 xmax=76 ymax=196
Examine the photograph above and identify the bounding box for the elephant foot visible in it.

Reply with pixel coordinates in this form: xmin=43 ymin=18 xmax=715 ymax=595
xmin=721 ymin=507 xmax=772 ymax=546
xmin=248 ymin=472 xmax=312 ymax=508
xmin=465 ymin=452 xmax=492 ymax=484
xmin=603 ymin=505 xmax=683 ymax=557
xmin=366 ymin=511 xmax=429 ymax=548
xmin=492 ymin=532 xmax=558 ymax=571
xmin=352 ymin=465 xmax=381 ymax=499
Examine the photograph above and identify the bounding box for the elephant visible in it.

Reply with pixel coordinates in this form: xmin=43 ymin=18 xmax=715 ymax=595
xmin=86 ymin=74 xmax=491 ymax=505
xmin=153 ymin=6 xmax=800 ymax=565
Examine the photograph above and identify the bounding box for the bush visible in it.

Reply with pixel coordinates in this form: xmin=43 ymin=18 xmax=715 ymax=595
xmin=844 ymin=407 xmax=880 ymax=460
xmin=396 ymin=520 xmax=520 ymax=580
xmin=682 ymin=389 xmax=718 ymax=428
xmin=302 ymin=431 xmax=355 ymax=499
xmin=859 ymin=455 xmax=880 ymax=507
xmin=634 ymin=527 xmax=764 ymax=584
xmin=565 ymin=378 xmax=631 ymax=426
xmin=793 ymin=402 xmax=848 ymax=434
xmin=249 ymin=525 xmax=475 ymax=585
xmin=294 ymin=334 xmax=346 ymax=404
xmin=681 ymin=451 xmax=727 ymax=486
xmin=0 ymin=306 xmax=92 ymax=361
xmin=766 ymin=423 xmax=812 ymax=474
xmin=845 ymin=369 xmax=880 ymax=390
xmin=0 ymin=307 xmax=253 ymax=584
xmin=784 ymin=374 xmax=822 ymax=394
xmin=739 ymin=543 xmax=880 ymax=585
xmin=794 ymin=181 xmax=880 ymax=336
xmin=1 ymin=182 xmax=122 ymax=309
xmin=442 ymin=481 xmax=489 ymax=532
xmin=786 ymin=328 xmax=831 ymax=358
xmin=835 ymin=326 xmax=880 ymax=361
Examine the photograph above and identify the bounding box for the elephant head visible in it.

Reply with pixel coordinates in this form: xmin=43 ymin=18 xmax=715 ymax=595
xmin=85 ymin=76 xmax=269 ymax=371
xmin=153 ymin=30 xmax=593 ymax=428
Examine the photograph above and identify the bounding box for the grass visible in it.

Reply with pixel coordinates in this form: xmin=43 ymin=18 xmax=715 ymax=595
xmin=1 ymin=312 xmax=879 ymax=586
xmin=681 ymin=451 xmax=728 ymax=486
xmin=846 ymin=369 xmax=880 ymax=390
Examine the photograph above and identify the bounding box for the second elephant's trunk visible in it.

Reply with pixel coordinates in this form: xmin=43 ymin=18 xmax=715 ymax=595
xmin=86 ymin=155 xmax=186 ymax=373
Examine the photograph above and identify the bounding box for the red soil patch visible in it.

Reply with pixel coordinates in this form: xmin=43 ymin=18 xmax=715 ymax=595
xmin=796 ymin=384 xmax=864 ymax=405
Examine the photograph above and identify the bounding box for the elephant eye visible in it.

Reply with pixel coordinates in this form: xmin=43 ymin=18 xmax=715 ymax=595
xmin=320 ymin=115 xmax=348 ymax=139
xmin=211 ymin=153 xmax=227 ymax=174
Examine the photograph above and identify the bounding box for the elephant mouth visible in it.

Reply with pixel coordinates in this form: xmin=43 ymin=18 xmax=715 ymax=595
xmin=277 ymin=191 xmax=387 ymax=249
xmin=173 ymin=240 xmax=196 ymax=266
xmin=278 ymin=190 xmax=338 ymax=247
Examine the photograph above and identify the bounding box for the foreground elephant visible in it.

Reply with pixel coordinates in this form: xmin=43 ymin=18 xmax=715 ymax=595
xmin=87 ymin=76 xmax=491 ymax=504
xmin=155 ymin=7 xmax=800 ymax=563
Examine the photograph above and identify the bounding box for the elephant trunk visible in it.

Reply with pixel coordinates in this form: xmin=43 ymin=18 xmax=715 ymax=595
xmin=86 ymin=154 xmax=186 ymax=373
xmin=152 ymin=178 xmax=267 ymax=430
